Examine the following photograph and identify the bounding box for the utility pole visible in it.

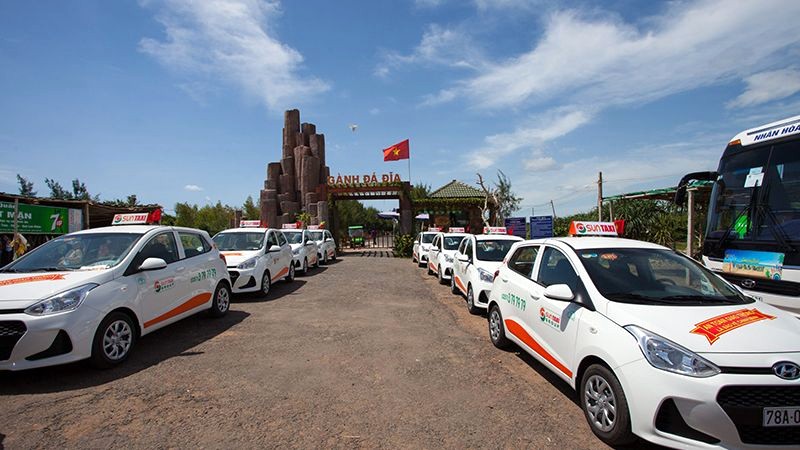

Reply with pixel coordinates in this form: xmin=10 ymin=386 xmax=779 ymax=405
xmin=597 ymin=171 xmax=603 ymax=221
xmin=550 ymin=200 xmax=556 ymax=218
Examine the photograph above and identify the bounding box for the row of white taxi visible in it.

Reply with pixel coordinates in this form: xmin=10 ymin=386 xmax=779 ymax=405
xmin=415 ymin=223 xmax=800 ymax=449
xmin=0 ymin=216 xmax=336 ymax=372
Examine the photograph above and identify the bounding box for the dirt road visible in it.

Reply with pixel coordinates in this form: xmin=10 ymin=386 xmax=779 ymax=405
xmin=1 ymin=251 xmax=630 ymax=449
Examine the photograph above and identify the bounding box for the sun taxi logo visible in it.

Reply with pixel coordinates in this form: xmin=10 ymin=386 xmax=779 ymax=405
xmin=0 ymin=274 xmax=66 ymax=287
xmin=540 ymin=307 xmax=562 ymax=330
xmin=112 ymin=213 xmax=149 ymax=225
xmin=569 ymin=221 xmax=618 ymax=236
xmin=690 ymin=308 xmax=776 ymax=344
xmin=154 ymin=277 xmax=175 ymax=293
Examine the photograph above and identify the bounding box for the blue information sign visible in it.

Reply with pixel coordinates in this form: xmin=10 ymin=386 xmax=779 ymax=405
xmin=530 ymin=216 xmax=554 ymax=238
xmin=504 ymin=217 xmax=527 ymax=238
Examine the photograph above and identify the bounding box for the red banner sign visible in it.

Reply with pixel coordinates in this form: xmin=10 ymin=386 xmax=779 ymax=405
xmin=690 ymin=308 xmax=776 ymax=344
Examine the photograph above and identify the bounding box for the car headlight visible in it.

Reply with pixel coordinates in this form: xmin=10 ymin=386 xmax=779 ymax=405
xmin=237 ymin=257 xmax=258 ymax=270
xmin=478 ymin=268 xmax=494 ymax=283
xmin=625 ymin=325 xmax=720 ymax=378
xmin=444 ymin=254 xmax=453 ymax=263
xmin=25 ymin=283 xmax=98 ymax=316
xmin=292 ymin=248 xmax=300 ymax=256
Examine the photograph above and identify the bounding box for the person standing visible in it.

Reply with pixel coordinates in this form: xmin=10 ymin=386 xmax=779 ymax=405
xmin=1 ymin=235 xmax=12 ymax=266
xmin=11 ymin=232 xmax=27 ymax=260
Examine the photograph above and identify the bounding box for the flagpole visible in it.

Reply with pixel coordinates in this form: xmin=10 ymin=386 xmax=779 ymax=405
xmin=407 ymin=154 xmax=411 ymax=185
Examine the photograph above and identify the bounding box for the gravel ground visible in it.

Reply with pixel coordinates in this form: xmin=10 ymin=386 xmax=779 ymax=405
xmin=0 ymin=250 xmax=662 ymax=449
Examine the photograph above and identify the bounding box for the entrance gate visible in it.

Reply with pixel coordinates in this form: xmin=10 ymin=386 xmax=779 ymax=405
xmin=328 ymin=182 xmax=413 ymax=248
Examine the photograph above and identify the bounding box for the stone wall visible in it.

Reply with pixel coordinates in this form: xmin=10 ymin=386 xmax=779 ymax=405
xmin=260 ymin=109 xmax=330 ymax=228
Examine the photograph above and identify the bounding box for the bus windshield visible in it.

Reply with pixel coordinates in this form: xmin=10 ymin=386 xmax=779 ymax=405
xmin=707 ymin=138 xmax=800 ymax=245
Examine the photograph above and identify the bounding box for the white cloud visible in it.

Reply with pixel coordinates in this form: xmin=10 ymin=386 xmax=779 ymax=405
xmin=139 ymin=0 xmax=329 ymax=111
xmin=376 ymin=24 xmax=483 ymax=78
xmin=184 ymin=184 xmax=203 ymax=191
xmin=727 ymin=69 xmax=800 ymax=108
xmin=524 ymin=154 xmax=558 ymax=171
xmin=369 ymin=107 xmax=381 ymax=115
xmin=466 ymin=108 xmax=592 ymax=169
xmin=431 ymin=1 xmax=800 ymax=110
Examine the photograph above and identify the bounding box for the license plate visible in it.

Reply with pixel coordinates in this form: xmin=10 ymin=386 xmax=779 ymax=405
xmin=763 ymin=407 xmax=800 ymax=427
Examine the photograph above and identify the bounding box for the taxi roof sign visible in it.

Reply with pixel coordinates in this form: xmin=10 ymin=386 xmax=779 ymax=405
xmin=307 ymin=225 xmax=320 ymax=230
xmin=239 ymin=220 xmax=262 ymax=228
xmin=282 ymin=223 xmax=300 ymax=229
xmin=112 ymin=213 xmax=150 ymax=225
xmin=449 ymin=227 xmax=465 ymax=232
xmin=427 ymin=227 xmax=441 ymax=232
xmin=569 ymin=221 xmax=618 ymax=237
xmin=483 ymin=226 xmax=508 ymax=235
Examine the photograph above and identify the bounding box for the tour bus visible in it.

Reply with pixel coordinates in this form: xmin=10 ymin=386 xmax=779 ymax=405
xmin=676 ymin=114 xmax=800 ymax=316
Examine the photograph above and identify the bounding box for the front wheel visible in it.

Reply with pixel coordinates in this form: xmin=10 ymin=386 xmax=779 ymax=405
xmin=427 ymin=262 xmax=434 ymax=275
xmin=450 ymin=274 xmax=458 ymax=295
xmin=90 ymin=311 xmax=136 ymax=369
xmin=467 ymin=285 xmax=480 ymax=315
xmin=438 ymin=266 xmax=446 ymax=285
xmin=260 ymin=271 xmax=271 ymax=296
xmin=301 ymin=258 xmax=308 ymax=275
xmin=580 ymin=364 xmax=635 ymax=446
xmin=285 ymin=264 xmax=295 ymax=282
xmin=331 ymin=249 xmax=337 ymax=261
xmin=488 ymin=305 xmax=512 ymax=350
xmin=209 ymin=283 xmax=231 ymax=317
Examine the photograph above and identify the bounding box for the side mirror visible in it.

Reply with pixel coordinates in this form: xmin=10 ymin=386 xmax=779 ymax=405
xmin=544 ymin=284 xmax=574 ymax=301
xmin=268 ymin=245 xmax=282 ymax=253
xmin=139 ymin=257 xmax=167 ymax=271
xmin=457 ymin=254 xmax=470 ymax=263
xmin=414 ymin=240 xmax=419 ymax=244
xmin=432 ymin=246 xmax=439 ymax=251
xmin=325 ymin=238 xmax=333 ymax=242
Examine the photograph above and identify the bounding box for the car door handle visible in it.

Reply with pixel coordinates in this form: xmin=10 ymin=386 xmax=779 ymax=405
xmin=530 ymin=293 xmax=540 ymax=300
xmin=500 ymin=278 xmax=508 ymax=283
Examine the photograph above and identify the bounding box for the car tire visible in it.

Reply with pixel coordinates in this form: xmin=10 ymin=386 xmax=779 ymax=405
xmin=427 ymin=261 xmax=434 ymax=275
xmin=90 ymin=311 xmax=136 ymax=369
xmin=209 ymin=282 xmax=231 ymax=318
xmin=451 ymin=275 xmax=458 ymax=295
xmin=260 ymin=271 xmax=271 ymax=296
xmin=331 ymin=249 xmax=337 ymax=261
xmin=322 ymin=251 xmax=328 ymax=265
xmin=301 ymin=258 xmax=308 ymax=275
xmin=285 ymin=264 xmax=295 ymax=282
xmin=579 ymin=364 xmax=635 ymax=447
xmin=438 ymin=266 xmax=446 ymax=285
xmin=488 ymin=304 xmax=512 ymax=350
xmin=467 ymin=285 xmax=480 ymax=315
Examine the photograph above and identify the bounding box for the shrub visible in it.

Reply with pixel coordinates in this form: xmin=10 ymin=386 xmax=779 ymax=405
xmin=393 ymin=233 xmax=414 ymax=257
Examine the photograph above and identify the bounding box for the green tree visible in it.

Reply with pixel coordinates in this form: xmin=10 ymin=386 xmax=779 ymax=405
xmin=16 ymin=174 xmax=36 ymax=197
xmin=174 ymin=202 xmax=199 ymax=228
xmin=45 ymin=178 xmax=72 ymax=199
xmin=242 ymin=195 xmax=260 ymax=219
xmin=195 ymin=202 xmax=234 ymax=235
xmin=411 ymin=183 xmax=431 ymax=200
xmin=495 ymin=170 xmax=522 ymax=223
xmin=71 ymin=179 xmax=90 ymax=200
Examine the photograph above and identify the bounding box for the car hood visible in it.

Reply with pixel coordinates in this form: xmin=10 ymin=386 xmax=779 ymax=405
xmin=606 ymin=301 xmax=800 ymax=354
xmin=474 ymin=260 xmax=502 ymax=274
xmin=220 ymin=250 xmax=260 ymax=267
xmin=290 ymin=243 xmax=303 ymax=252
xmin=0 ymin=270 xmax=113 ymax=307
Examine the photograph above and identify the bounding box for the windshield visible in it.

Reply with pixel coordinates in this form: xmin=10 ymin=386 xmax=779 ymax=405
xmin=284 ymin=231 xmax=303 ymax=244
xmin=421 ymin=233 xmax=435 ymax=244
xmin=6 ymin=233 xmax=141 ymax=272
xmin=213 ymin=232 xmax=264 ymax=251
xmin=443 ymin=235 xmax=465 ymax=250
xmin=707 ymin=138 xmax=800 ymax=244
xmin=309 ymin=231 xmax=323 ymax=241
xmin=476 ymin=239 xmax=517 ymax=262
xmin=578 ymin=248 xmax=750 ymax=306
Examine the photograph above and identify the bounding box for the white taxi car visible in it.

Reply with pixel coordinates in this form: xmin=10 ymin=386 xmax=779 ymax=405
xmin=488 ymin=229 xmax=800 ymax=448
xmin=0 ymin=222 xmax=230 ymax=371
xmin=412 ymin=230 xmax=438 ymax=267
xmin=426 ymin=232 xmax=468 ymax=283
xmin=307 ymin=227 xmax=336 ymax=264
xmin=451 ymin=233 xmax=522 ymax=314
xmin=212 ymin=227 xmax=294 ymax=295
xmin=282 ymin=229 xmax=319 ymax=275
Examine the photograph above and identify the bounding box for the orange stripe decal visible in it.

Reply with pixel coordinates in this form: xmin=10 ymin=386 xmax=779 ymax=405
xmin=221 ymin=252 xmax=242 ymax=256
xmin=505 ymin=319 xmax=573 ymax=378
xmin=455 ymin=276 xmax=466 ymax=293
xmin=429 ymin=262 xmax=438 ymax=273
xmin=0 ymin=274 xmax=66 ymax=287
xmin=271 ymin=267 xmax=289 ymax=282
xmin=144 ymin=292 xmax=212 ymax=328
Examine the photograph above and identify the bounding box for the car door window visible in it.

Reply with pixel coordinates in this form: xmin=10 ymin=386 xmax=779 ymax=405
xmin=537 ymin=247 xmax=579 ymax=291
xmin=277 ymin=232 xmax=287 ymax=246
xmin=178 ymin=232 xmax=209 ymax=259
xmin=464 ymin=239 xmax=473 ymax=259
xmin=508 ymin=245 xmax=539 ymax=278
xmin=266 ymin=231 xmax=279 ymax=249
xmin=131 ymin=232 xmax=179 ymax=270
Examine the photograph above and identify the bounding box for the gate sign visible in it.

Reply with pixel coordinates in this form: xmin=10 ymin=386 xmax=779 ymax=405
xmin=569 ymin=221 xmax=618 ymax=237
xmin=530 ymin=216 xmax=554 ymax=238
xmin=0 ymin=202 xmax=80 ymax=234
xmin=504 ymin=217 xmax=527 ymax=238
xmin=239 ymin=220 xmax=261 ymax=228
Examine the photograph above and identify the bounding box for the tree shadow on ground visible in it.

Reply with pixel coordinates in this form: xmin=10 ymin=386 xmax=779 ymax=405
xmin=233 ymin=279 xmax=307 ymax=304
xmin=0 ymin=310 xmax=249 ymax=395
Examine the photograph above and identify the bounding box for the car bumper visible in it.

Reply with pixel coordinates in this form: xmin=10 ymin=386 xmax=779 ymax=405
xmin=0 ymin=309 xmax=97 ymax=371
xmin=617 ymin=358 xmax=800 ymax=448
xmin=227 ymin=267 xmax=259 ymax=293
xmin=440 ymin=261 xmax=454 ymax=280
xmin=473 ymin=279 xmax=494 ymax=309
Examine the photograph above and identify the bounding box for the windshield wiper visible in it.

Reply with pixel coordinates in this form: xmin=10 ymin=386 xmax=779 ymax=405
xmin=28 ymin=267 xmax=77 ymax=272
xmin=604 ymin=293 xmax=679 ymax=305
xmin=661 ymin=295 xmax=742 ymax=305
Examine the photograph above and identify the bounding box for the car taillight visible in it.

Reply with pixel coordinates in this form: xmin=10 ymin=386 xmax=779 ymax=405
xmin=219 ymin=253 xmax=226 ymax=264
xmin=493 ymin=269 xmax=500 ymax=281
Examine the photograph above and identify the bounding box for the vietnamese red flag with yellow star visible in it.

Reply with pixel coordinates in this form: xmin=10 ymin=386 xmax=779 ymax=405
xmin=382 ymin=139 xmax=410 ymax=161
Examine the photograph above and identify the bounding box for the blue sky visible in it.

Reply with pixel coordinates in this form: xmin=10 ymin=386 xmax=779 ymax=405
xmin=1 ymin=0 xmax=799 ymax=216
